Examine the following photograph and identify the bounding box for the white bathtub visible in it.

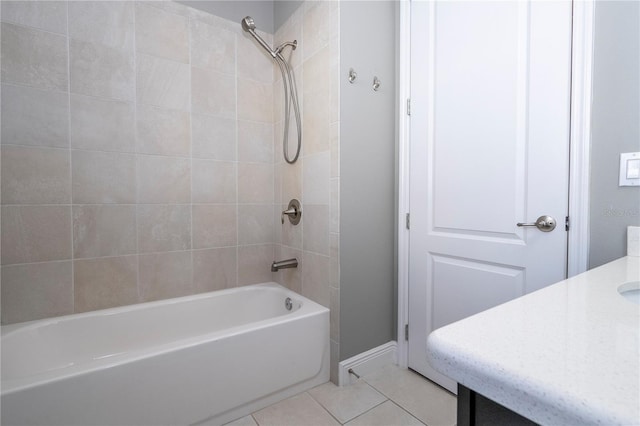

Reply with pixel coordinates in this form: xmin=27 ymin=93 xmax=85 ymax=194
xmin=1 ymin=282 xmax=329 ymax=426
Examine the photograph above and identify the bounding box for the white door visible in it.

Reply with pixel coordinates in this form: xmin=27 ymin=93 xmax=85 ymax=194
xmin=408 ymin=0 xmax=573 ymax=393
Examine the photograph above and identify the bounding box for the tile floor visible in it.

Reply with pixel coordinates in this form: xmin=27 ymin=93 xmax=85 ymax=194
xmin=224 ymin=365 xmax=457 ymax=426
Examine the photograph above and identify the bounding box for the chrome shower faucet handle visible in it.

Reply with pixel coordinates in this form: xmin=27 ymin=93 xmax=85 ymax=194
xmin=281 ymin=199 xmax=302 ymax=225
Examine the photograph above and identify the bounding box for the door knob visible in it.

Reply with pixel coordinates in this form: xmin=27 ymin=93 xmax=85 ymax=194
xmin=517 ymin=215 xmax=556 ymax=232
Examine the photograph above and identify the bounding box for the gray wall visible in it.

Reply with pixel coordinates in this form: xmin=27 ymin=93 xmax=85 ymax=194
xmin=340 ymin=1 xmax=397 ymax=360
xmin=178 ymin=1 xmax=301 ymax=33
xmin=179 ymin=1 xmax=274 ymax=32
xmin=589 ymin=1 xmax=640 ymax=268
xmin=274 ymin=1 xmax=303 ymax=32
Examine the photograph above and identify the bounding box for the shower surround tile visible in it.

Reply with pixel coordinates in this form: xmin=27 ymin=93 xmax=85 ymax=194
xmin=238 ymin=163 xmax=274 ymax=204
xmin=302 ymin=251 xmax=330 ymax=307
xmin=281 ymin=213 xmax=303 ymax=249
xmin=303 ymin=152 xmax=331 ymax=205
xmin=1 ymin=261 xmax=73 ymax=324
xmin=302 ymin=0 xmax=330 ymax=61
xmin=0 ymin=1 xmax=339 ymax=362
xmin=69 ymin=39 xmax=134 ymax=101
xmin=0 ymin=83 xmax=69 ymax=148
xmin=190 ymin=19 xmax=236 ymax=75
xmin=191 ymin=67 xmax=236 ymax=118
xmin=329 ymin=286 xmax=340 ymax=342
xmin=237 ymin=34 xmax=274 ymax=84
xmin=72 ymin=150 xmax=136 ymax=204
xmin=239 ymin=205 xmax=275 ymax=245
xmin=68 ymin=1 xmax=134 ymax=51
xmin=303 ymin=204 xmax=330 ymax=255
xmin=1 ymin=23 xmax=68 ymax=91
xmin=330 ymin=233 xmax=340 ymax=288
xmin=192 ymin=205 xmax=237 ymax=249
xmin=302 ymin=46 xmax=331 ymax=156
xmin=137 ymin=155 xmax=191 ymax=204
xmin=191 ymin=114 xmax=236 ymax=160
xmin=192 ymin=159 xmax=236 ymax=204
xmin=192 ymin=247 xmax=237 ymax=292
xmin=139 ymin=251 xmax=193 ymax=302
xmin=70 ymin=94 xmax=136 ymax=153
xmin=238 ymin=121 xmax=274 ymax=163
xmin=238 ymin=244 xmax=275 ymax=286
xmin=136 ymin=52 xmax=190 ymax=111
xmin=1 ymin=205 xmax=72 ymax=265
xmin=1 ymin=1 xmax=68 ymax=34
xmin=274 ymin=8 xmax=303 ymax=70
xmin=281 ymin=160 xmax=303 ymax=203
xmin=135 ymin=3 xmax=189 ymax=63
xmin=237 ymin=79 xmax=274 ymax=123
xmin=1 ymin=145 xmax=71 ymax=205
xmin=137 ymin=204 xmax=191 ymax=253
xmin=74 ymin=256 xmax=138 ymax=312
xmin=72 ymin=205 xmax=137 ymax=258
xmin=330 ymin=122 xmax=340 ymax=177
xmin=136 ymin=105 xmax=191 ymax=156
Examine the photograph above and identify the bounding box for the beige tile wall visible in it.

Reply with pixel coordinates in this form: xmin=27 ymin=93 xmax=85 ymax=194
xmin=0 ymin=0 xmax=339 ymax=380
xmin=272 ymin=1 xmax=341 ymax=383
xmin=0 ymin=1 xmax=280 ymax=324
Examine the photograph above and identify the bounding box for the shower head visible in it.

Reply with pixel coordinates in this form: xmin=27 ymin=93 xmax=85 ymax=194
xmin=240 ymin=16 xmax=276 ymax=58
xmin=241 ymin=16 xmax=255 ymax=32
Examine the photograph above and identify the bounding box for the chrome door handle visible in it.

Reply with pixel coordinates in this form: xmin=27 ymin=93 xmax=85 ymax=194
xmin=517 ymin=215 xmax=557 ymax=232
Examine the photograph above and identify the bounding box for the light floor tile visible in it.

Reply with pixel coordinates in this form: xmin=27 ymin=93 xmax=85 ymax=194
xmin=308 ymin=380 xmax=387 ymax=424
xmin=363 ymin=365 xmax=457 ymax=426
xmin=224 ymin=414 xmax=258 ymax=426
xmin=345 ymin=400 xmax=425 ymax=426
xmin=252 ymin=392 xmax=339 ymax=426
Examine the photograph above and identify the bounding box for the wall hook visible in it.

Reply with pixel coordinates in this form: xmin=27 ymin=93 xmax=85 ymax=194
xmin=348 ymin=68 xmax=357 ymax=84
xmin=373 ymin=76 xmax=381 ymax=91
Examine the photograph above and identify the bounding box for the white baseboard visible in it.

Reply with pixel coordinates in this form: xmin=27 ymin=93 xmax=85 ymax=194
xmin=338 ymin=341 xmax=397 ymax=386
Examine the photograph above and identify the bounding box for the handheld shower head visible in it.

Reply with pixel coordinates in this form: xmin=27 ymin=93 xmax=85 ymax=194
xmin=241 ymin=16 xmax=255 ymax=32
xmin=240 ymin=16 xmax=276 ymax=58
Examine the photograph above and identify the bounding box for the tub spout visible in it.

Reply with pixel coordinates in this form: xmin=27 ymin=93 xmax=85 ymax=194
xmin=271 ymin=258 xmax=298 ymax=272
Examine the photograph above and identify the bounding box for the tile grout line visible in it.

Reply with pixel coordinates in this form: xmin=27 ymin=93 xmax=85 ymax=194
xmin=234 ymin=21 xmax=240 ymax=288
xmin=132 ymin=1 xmax=141 ymax=304
xmin=65 ymin=0 xmax=74 ymax=314
xmin=187 ymin=11 xmax=194 ymax=295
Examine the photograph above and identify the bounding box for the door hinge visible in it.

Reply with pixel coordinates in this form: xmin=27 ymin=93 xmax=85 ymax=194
xmin=565 ymin=216 xmax=570 ymax=231
xmin=406 ymin=213 xmax=410 ymax=229
xmin=407 ymin=98 xmax=411 ymax=116
xmin=405 ymin=324 xmax=409 ymax=341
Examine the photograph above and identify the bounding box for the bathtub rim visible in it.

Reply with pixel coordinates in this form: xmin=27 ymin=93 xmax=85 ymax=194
xmin=1 ymin=282 xmax=329 ymax=395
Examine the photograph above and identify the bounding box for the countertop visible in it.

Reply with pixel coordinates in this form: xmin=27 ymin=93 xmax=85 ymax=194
xmin=427 ymin=256 xmax=640 ymax=425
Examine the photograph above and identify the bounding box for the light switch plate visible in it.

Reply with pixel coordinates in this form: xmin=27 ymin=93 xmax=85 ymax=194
xmin=620 ymin=152 xmax=640 ymax=186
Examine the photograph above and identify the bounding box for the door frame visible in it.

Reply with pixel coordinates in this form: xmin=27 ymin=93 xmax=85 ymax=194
xmin=396 ymin=0 xmax=595 ymax=369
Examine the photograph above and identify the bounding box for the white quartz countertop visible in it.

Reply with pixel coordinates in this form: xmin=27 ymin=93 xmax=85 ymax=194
xmin=427 ymin=256 xmax=640 ymax=426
